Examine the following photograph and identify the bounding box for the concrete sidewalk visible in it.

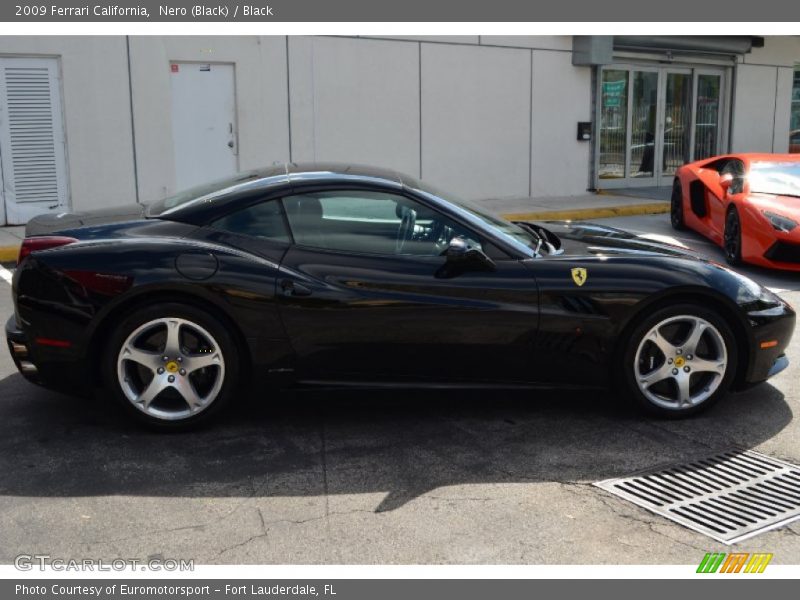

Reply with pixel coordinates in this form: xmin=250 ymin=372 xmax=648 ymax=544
xmin=0 ymin=191 xmax=669 ymax=262
xmin=481 ymin=191 xmax=669 ymax=221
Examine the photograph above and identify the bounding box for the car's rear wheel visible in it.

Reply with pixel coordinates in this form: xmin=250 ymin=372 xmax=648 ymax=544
xmin=104 ymin=302 xmax=240 ymax=430
xmin=724 ymin=208 xmax=743 ymax=265
xmin=670 ymin=179 xmax=685 ymax=230
xmin=621 ymin=304 xmax=736 ymax=418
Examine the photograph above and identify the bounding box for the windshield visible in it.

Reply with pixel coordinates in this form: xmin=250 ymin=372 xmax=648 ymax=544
xmin=749 ymin=161 xmax=800 ymax=198
xmin=405 ymin=178 xmax=539 ymax=257
xmin=147 ymin=169 xmax=270 ymax=216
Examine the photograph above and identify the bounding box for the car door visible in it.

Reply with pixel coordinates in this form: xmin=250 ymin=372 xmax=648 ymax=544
xmin=697 ymin=159 xmax=744 ymax=242
xmin=274 ymin=187 xmax=540 ymax=384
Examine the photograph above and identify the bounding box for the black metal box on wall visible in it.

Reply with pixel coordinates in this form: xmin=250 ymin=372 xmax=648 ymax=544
xmin=577 ymin=122 xmax=592 ymax=141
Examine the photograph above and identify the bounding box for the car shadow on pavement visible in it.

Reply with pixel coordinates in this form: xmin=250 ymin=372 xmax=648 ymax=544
xmin=0 ymin=372 xmax=792 ymax=512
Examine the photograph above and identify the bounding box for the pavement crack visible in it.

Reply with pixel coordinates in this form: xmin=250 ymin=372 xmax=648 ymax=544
xmin=215 ymin=508 xmax=378 ymax=557
xmin=216 ymin=508 xmax=268 ymax=557
xmin=590 ymin=489 xmax=707 ymax=551
xmin=319 ymin=418 xmax=331 ymax=532
xmin=85 ymin=477 xmax=268 ymax=547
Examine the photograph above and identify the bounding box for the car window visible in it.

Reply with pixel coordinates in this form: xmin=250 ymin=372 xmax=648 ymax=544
xmin=210 ymin=199 xmax=291 ymax=243
xmin=749 ymin=161 xmax=800 ymax=198
xmin=720 ymin=159 xmax=745 ymax=194
xmin=282 ymin=190 xmax=478 ymax=256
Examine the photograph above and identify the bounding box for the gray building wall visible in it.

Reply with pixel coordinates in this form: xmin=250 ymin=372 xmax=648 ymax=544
xmin=0 ymin=35 xmax=798 ymax=218
xmin=731 ymin=37 xmax=800 ymax=153
xmin=0 ymin=36 xmax=137 ymax=212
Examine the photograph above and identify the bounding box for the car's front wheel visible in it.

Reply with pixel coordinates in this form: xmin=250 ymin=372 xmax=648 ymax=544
xmin=724 ymin=208 xmax=743 ymax=265
xmin=104 ymin=302 xmax=240 ymax=430
xmin=670 ymin=179 xmax=685 ymax=230
xmin=621 ymin=304 xmax=737 ymax=418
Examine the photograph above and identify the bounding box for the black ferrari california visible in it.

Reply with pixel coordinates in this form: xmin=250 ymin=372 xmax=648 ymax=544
xmin=5 ymin=163 xmax=795 ymax=429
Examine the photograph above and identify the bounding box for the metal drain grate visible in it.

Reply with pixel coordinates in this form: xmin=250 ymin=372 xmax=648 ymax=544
xmin=595 ymin=450 xmax=800 ymax=544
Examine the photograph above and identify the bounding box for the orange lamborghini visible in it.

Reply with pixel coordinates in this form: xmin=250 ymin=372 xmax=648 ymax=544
xmin=672 ymin=153 xmax=800 ymax=271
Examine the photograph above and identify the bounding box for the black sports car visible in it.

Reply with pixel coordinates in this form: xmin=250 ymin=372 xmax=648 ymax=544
xmin=5 ymin=163 xmax=796 ymax=429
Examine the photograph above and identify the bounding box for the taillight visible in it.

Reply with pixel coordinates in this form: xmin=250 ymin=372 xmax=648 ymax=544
xmin=18 ymin=236 xmax=78 ymax=266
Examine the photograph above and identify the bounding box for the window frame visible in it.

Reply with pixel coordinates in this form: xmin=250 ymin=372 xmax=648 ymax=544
xmin=276 ymin=184 xmax=509 ymax=261
xmin=207 ymin=195 xmax=295 ymax=246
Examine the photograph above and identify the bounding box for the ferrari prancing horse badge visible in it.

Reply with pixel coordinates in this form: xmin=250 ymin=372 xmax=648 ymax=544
xmin=571 ymin=267 xmax=588 ymax=287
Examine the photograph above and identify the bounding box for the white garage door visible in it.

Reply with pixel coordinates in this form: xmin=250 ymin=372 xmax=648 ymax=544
xmin=170 ymin=62 xmax=238 ymax=192
xmin=0 ymin=57 xmax=69 ymax=225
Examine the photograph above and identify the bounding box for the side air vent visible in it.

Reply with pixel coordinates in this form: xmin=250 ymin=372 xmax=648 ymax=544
xmin=689 ymin=179 xmax=707 ymax=218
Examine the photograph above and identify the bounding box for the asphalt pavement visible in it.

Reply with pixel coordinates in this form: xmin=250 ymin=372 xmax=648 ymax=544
xmin=0 ymin=214 xmax=799 ymax=565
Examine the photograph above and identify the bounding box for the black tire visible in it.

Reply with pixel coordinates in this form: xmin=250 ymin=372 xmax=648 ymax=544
xmin=620 ymin=303 xmax=737 ymax=419
xmin=670 ymin=179 xmax=685 ymax=230
xmin=103 ymin=302 xmax=240 ymax=431
xmin=724 ymin=208 xmax=743 ymax=266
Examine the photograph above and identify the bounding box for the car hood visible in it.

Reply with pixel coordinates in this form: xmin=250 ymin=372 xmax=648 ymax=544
xmin=527 ymin=220 xmax=703 ymax=260
xmin=26 ymin=204 xmax=147 ymax=236
xmin=748 ymin=192 xmax=800 ymax=220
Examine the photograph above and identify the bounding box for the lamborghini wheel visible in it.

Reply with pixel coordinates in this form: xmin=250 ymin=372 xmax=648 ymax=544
xmin=670 ymin=179 xmax=685 ymax=230
xmin=724 ymin=208 xmax=742 ymax=266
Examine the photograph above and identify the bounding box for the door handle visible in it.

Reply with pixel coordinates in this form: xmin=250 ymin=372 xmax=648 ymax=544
xmin=280 ymin=279 xmax=312 ymax=297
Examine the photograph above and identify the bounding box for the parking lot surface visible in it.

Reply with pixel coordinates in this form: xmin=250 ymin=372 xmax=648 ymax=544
xmin=1 ymin=213 xmax=799 ymax=564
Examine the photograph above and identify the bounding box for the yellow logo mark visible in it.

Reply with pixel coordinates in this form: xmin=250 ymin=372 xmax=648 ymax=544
xmin=744 ymin=553 xmax=773 ymax=573
xmin=166 ymin=361 xmax=179 ymax=373
xmin=720 ymin=553 xmax=750 ymax=573
xmin=571 ymin=267 xmax=588 ymax=287
xmin=675 ymin=356 xmax=686 ymax=368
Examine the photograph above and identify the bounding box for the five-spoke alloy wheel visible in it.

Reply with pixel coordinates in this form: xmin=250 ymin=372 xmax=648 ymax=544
xmin=105 ymin=303 xmax=239 ymax=429
xmin=622 ymin=304 xmax=736 ymax=417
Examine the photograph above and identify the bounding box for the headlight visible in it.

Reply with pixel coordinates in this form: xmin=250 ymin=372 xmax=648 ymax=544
xmin=762 ymin=210 xmax=798 ymax=232
xmin=723 ymin=266 xmax=782 ymax=306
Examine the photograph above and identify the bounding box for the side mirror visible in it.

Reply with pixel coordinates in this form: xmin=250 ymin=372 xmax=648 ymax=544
xmin=443 ymin=237 xmax=495 ymax=271
xmin=719 ymin=172 xmax=734 ymax=194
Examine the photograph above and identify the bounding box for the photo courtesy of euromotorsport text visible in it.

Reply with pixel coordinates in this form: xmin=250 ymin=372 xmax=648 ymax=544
xmin=1 ymin=0 xmax=800 ymax=596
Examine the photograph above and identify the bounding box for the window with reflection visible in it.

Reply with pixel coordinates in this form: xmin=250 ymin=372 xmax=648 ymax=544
xmin=282 ymin=190 xmax=476 ymax=256
xmin=791 ymin=67 xmax=800 ymax=153
xmin=598 ymin=70 xmax=628 ymax=179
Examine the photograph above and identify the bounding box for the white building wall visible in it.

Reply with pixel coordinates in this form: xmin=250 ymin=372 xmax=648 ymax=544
xmin=3 ymin=34 xmax=797 ymax=220
xmin=288 ymin=36 xmax=420 ymax=177
xmin=420 ymin=42 xmax=532 ymax=199
xmin=530 ymin=50 xmax=592 ymax=197
xmin=0 ymin=34 xmax=589 ymax=217
xmin=0 ymin=36 xmax=135 ymax=213
xmin=128 ymin=35 xmax=290 ymax=204
xmin=731 ymin=37 xmax=800 ymax=154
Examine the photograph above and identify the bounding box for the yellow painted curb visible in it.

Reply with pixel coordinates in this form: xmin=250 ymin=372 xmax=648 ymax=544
xmin=501 ymin=202 xmax=670 ymax=222
xmin=0 ymin=245 xmax=19 ymax=262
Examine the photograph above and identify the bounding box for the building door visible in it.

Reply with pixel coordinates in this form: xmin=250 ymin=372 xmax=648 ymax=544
xmin=170 ymin=62 xmax=238 ymax=192
xmin=0 ymin=57 xmax=69 ymax=225
xmin=596 ymin=64 xmax=726 ymax=189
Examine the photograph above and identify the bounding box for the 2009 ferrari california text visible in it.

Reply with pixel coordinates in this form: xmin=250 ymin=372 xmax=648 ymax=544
xmin=5 ymin=163 xmax=796 ymax=429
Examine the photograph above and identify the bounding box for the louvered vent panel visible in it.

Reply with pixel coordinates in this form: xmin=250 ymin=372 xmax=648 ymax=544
xmin=4 ymin=66 xmax=59 ymax=204
xmin=596 ymin=450 xmax=800 ymax=544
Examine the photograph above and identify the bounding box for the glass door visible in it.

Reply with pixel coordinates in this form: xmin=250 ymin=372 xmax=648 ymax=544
xmin=629 ymin=70 xmax=659 ymax=180
xmin=659 ymin=70 xmax=692 ymax=185
xmin=693 ymin=71 xmax=723 ymax=161
xmin=598 ymin=69 xmax=629 ymax=181
xmin=596 ymin=64 xmax=727 ymax=189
